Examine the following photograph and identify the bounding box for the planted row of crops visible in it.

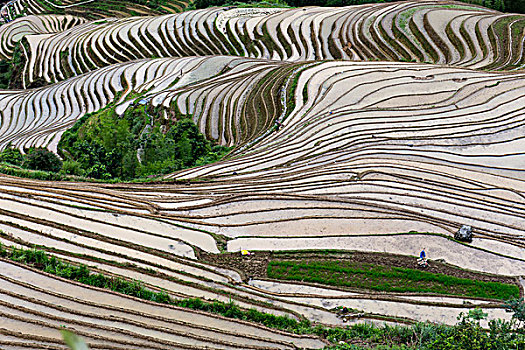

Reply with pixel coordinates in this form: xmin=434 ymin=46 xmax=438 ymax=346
xmin=267 ymin=260 xmax=520 ymax=300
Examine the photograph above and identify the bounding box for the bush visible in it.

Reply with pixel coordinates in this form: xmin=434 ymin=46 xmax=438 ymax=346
xmin=0 ymin=146 xmax=23 ymax=165
xmin=22 ymin=147 xmax=62 ymax=172
xmin=85 ymin=163 xmax=111 ymax=179
xmin=505 ymin=298 xmax=525 ymax=329
xmin=60 ymin=160 xmax=84 ymax=176
xmin=429 ymin=309 xmax=524 ymax=350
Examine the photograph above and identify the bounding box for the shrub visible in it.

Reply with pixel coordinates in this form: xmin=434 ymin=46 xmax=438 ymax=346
xmin=60 ymin=160 xmax=84 ymax=176
xmin=22 ymin=147 xmax=62 ymax=172
xmin=426 ymin=308 xmax=525 ymax=349
xmin=0 ymin=146 xmax=23 ymax=165
xmin=505 ymin=298 xmax=525 ymax=328
xmin=84 ymin=163 xmax=111 ymax=179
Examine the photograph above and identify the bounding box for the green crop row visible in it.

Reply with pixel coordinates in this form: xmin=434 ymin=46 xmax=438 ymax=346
xmin=268 ymin=260 xmax=520 ymax=300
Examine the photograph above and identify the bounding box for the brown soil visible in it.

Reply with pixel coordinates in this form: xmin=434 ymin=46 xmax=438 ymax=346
xmin=200 ymin=250 xmax=271 ymax=280
xmin=200 ymin=250 xmax=517 ymax=286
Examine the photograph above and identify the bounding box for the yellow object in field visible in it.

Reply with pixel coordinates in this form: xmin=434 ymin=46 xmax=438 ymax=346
xmin=241 ymin=250 xmax=250 ymax=256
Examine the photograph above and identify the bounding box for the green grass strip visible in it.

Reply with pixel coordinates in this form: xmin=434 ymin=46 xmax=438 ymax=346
xmin=268 ymin=260 xmax=519 ymax=300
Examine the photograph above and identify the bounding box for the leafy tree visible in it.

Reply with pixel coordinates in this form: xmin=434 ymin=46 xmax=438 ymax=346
xmin=58 ymin=100 xmax=230 ymax=180
xmin=506 ymin=0 xmax=525 ymax=13
xmin=85 ymin=163 xmax=111 ymax=179
xmin=22 ymin=147 xmax=62 ymax=172
xmin=494 ymin=0 xmax=505 ymax=11
xmin=505 ymin=298 xmax=525 ymax=329
xmin=121 ymin=150 xmax=139 ymax=179
xmin=0 ymin=146 xmax=23 ymax=165
xmin=166 ymin=118 xmax=211 ymax=166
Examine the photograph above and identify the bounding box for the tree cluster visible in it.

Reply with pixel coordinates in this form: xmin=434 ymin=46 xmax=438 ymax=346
xmin=0 ymin=146 xmax=62 ymax=172
xmin=57 ymin=102 xmax=229 ymax=180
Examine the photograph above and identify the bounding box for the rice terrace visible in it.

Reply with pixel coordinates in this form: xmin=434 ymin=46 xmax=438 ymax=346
xmin=0 ymin=0 xmax=525 ymax=348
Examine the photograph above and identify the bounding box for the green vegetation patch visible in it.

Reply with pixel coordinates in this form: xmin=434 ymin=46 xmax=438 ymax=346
xmin=0 ymin=146 xmax=63 ymax=173
xmin=0 ymin=60 xmax=12 ymax=89
xmin=0 ymin=41 xmax=27 ymax=89
xmin=1 ymin=243 xmax=171 ymax=302
xmin=0 ymin=243 xmax=307 ymax=332
xmin=0 ymin=99 xmax=230 ymax=182
xmin=58 ymin=101 xmax=230 ymax=180
xmin=268 ymin=260 xmax=519 ymax=300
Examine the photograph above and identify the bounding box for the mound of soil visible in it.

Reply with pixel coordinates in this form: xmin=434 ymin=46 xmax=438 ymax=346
xmin=200 ymin=251 xmax=271 ymax=280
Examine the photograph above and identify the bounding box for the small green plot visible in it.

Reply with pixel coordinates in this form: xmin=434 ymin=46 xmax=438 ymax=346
xmin=268 ymin=259 xmax=519 ymax=300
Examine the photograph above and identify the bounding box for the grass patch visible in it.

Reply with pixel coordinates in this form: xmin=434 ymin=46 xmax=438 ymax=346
xmin=268 ymin=260 xmax=519 ymax=300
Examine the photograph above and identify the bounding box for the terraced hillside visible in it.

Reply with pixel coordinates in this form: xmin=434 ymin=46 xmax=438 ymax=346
xmin=0 ymin=0 xmax=524 ymax=348
xmin=172 ymin=60 xmax=525 ymax=240
xmin=0 ymin=56 xmax=293 ymax=151
xmin=0 ymin=257 xmax=327 ymax=349
xmin=0 ymin=14 xmax=87 ymax=60
xmin=0 ymin=55 xmax=524 ymax=335
xmin=4 ymin=1 xmax=525 ymax=86
xmin=0 ymin=0 xmax=188 ymax=22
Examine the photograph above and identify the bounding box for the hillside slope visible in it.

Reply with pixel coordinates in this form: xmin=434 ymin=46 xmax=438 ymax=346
xmin=0 ymin=1 xmax=524 ymax=348
xmin=0 ymin=57 xmax=523 ymax=333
